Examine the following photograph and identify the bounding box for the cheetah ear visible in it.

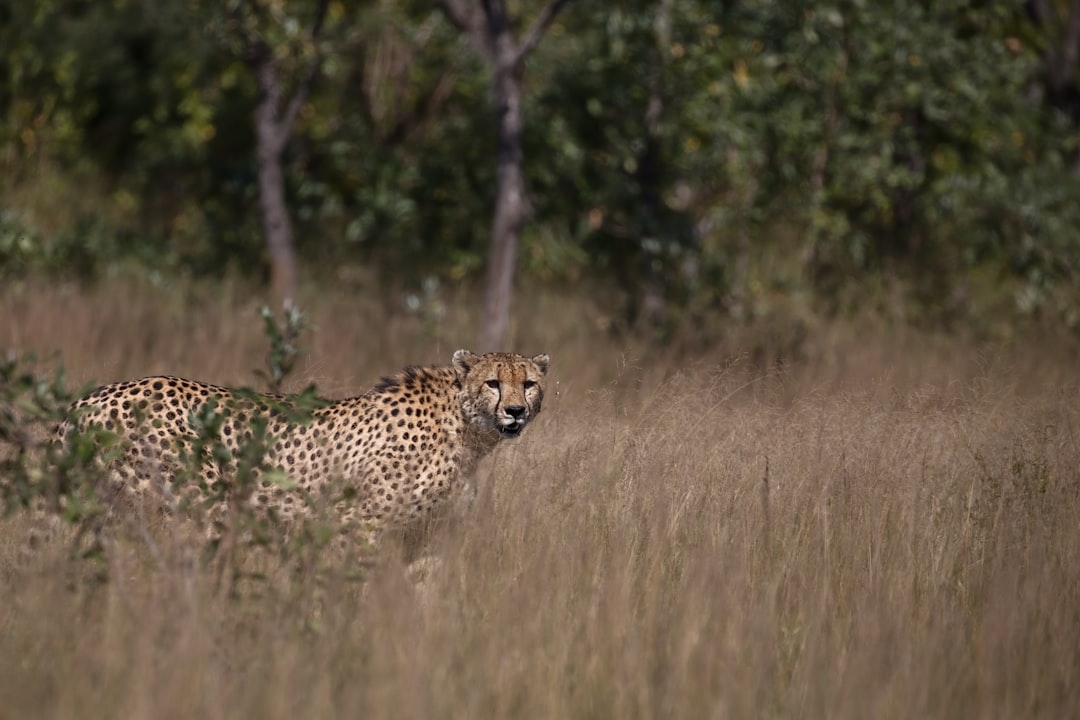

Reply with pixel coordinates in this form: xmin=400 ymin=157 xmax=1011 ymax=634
xmin=452 ymin=349 xmax=478 ymax=379
xmin=531 ymin=353 xmax=550 ymax=376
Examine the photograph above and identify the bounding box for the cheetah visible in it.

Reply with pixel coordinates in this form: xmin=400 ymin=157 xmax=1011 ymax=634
xmin=58 ymin=350 xmax=549 ymax=549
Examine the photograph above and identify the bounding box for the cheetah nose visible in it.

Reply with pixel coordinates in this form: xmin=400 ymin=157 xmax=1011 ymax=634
xmin=505 ymin=405 xmax=527 ymax=419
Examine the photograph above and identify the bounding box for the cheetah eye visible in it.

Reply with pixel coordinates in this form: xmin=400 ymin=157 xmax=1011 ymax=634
xmin=523 ymin=380 xmax=537 ymax=390
xmin=485 ymin=379 xmax=500 ymax=390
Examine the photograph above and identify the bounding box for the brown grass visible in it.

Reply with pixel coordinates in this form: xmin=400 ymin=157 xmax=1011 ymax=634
xmin=2 ymin=278 xmax=1079 ymax=719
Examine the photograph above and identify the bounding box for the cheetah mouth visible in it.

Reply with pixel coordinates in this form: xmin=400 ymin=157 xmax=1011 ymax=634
xmin=498 ymin=421 xmax=524 ymax=437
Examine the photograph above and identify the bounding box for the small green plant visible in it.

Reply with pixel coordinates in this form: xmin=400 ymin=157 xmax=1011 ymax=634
xmin=0 ymin=351 xmax=122 ymax=560
xmin=2 ymin=353 xmax=84 ymax=514
xmin=169 ymin=385 xmax=332 ymax=594
xmin=256 ymin=301 xmax=308 ymax=394
xmin=158 ymin=297 xmax=335 ymax=594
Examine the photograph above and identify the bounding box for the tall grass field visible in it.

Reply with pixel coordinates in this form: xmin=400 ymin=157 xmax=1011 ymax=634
xmin=2 ymin=279 xmax=1078 ymax=719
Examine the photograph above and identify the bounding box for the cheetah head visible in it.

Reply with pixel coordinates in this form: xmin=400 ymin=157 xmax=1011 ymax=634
xmin=453 ymin=349 xmax=550 ymax=439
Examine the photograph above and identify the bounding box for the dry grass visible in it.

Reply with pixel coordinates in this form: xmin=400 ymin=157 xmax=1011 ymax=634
xmin=2 ymin=278 xmax=1079 ymax=719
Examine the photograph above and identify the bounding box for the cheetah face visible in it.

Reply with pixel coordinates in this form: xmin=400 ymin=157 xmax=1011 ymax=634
xmin=453 ymin=349 xmax=550 ymax=438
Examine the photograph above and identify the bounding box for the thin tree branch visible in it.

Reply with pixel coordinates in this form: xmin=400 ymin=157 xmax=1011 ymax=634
xmin=1029 ymin=0 xmax=1051 ymax=25
xmin=238 ymin=0 xmax=270 ymax=49
xmin=479 ymin=0 xmax=510 ymax=59
xmin=381 ymin=68 xmax=459 ymax=147
xmin=1031 ymin=0 xmax=1080 ymax=91
xmin=514 ymin=0 xmax=571 ymax=65
xmin=479 ymin=0 xmax=503 ymax=27
xmin=439 ymin=0 xmax=474 ymax=32
xmin=439 ymin=0 xmax=492 ymax=61
xmin=277 ymin=0 xmax=331 ymax=147
xmin=1060 ymin=0 xmax=1080 ymax=88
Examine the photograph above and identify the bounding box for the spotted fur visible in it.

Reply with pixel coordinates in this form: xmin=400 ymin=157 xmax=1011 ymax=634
xmin=61 ymin=350 xmax=550 ymax=543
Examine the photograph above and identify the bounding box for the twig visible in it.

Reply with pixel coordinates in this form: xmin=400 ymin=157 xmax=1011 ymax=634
xmin=515 ymin=0 xmax=572 ymax=65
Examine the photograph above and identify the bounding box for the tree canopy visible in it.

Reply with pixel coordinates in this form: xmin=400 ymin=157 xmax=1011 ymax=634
xmin=2 ymin=0 xmax=1078 ymax=335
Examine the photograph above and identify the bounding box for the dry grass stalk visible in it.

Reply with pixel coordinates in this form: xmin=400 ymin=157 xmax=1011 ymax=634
xmin=1 ymin=279 xmax=1078 ymax=718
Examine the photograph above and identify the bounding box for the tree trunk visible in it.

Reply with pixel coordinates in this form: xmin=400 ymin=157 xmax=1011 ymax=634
xmin=1032 ymin=0 xmax=1080 ymax=173
xmin=479 ymin=6 xmax=526 ymax=352
xmin=241 ymin=0 xmax=328 ymax=309
xmin=440 ymin=0 xmax=570 ymax=350
xmin=254 ymin=57 xmax=299 ymax=308
xmin=635 ymin=0 xmax=672 ymax=328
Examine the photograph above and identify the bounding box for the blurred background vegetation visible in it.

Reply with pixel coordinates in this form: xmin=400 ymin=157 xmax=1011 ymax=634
xmin=2 ymin=0 xmax=1078 ymax=344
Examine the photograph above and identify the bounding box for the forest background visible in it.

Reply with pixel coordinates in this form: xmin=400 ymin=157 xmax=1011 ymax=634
xmin=3 ymin=0 xmax=1080 ymax=349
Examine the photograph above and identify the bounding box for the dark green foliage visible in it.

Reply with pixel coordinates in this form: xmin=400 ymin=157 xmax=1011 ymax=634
xmin=2 ymin=0 xmax=1078 ymax=332
xmin=0 ymin=353 xmax=110 ymax=519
